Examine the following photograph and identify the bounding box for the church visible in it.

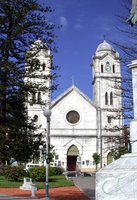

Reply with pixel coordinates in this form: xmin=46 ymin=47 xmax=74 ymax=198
xmin=25 ymin=39 xmax=123 ymax=172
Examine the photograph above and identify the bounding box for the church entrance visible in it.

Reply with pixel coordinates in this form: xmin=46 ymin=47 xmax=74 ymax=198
xmin=67 ymin=145 xmax=79 ymax=171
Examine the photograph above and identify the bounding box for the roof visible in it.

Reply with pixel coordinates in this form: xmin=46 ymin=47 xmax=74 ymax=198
xmin=50 ymin=85 xmax=96 ymax=109
xmin=27 ymin=39 xmax=49 ymax=53
xmin=96 ymin=40 xmax=114 ymax=53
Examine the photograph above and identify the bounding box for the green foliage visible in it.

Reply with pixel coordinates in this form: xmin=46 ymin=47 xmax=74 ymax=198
xmin=84 ymin=172 xmax=91 ymax=177
xmin=28 ymin=166 xmax=63 ymax=181
xmin=48 ymin=167 xmax=63 ymax=176
xmin=0 ymin=0 xmax=58 ymax=164
xmin=93 ymin=153 xmax=100 ymax=165
xmin=68 ymin=173 xmax=76 ymax=177
xmin=93 ymin=152 xmax=100 ymax=171
xmin=0 ymin=175 xmax=74 ymax=189
xmin=48 ymin=152 xmax=54 ymax=163
xmin=111 ymin=0 xmax=134 ymax=123
xmin=107 ymin=126 xmax=130 ymax=160
xmin=0 ymin=169 xmax=3 ymax=176
xmin=3 ymin=165 xmax=26 ymax=182
xmin=47 ymin=175 xmax=74 ymax=188
xmin=111 ymin=147 xmax=128 ymax=160
xmin=29 ymin=166 xmax=45 ymax=182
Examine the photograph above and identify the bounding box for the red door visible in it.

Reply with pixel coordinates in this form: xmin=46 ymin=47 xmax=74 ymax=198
xmin=67 ymin=156 xmax=77 ymax=171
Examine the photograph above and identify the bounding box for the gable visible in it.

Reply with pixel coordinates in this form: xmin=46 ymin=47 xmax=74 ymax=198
xmin=100 ymin=53 xmax=115 ymax=61
xmin=93 ymin=52 xmax=116 ymax=61
xmin=50 ymin=86 xmax=97 ymax=130
xmin=51 ymin=85 xmax=96 ymax=109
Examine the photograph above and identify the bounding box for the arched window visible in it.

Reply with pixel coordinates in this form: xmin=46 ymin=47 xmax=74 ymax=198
xmin=110 ymin=92 xmax=113 ymax=105
xmin=108 ymin=116 xmax=111 ymax=123
xmin=35 ymin=60 xmax=40 ymax=70
xmin=34 ymin=115 xmax=38 ymax=121
xmin=105 ymin=92 xmax=108 ymax=105
xmin=38 ymin=92 xmax=41 ymax=104
xmin=113 ymin=64 xmax=115 ymax=73
xmin=43 ymin=63 xmax=45 ymax=71
xmin=107 ymin=152 xmax=113 ymax=165
xmin=101 ymin=64 xmax=103 ymax=73
xmin=30 ymin=65 xmax=33 ymax=71
xmin=32 ymin=92 xmax=36 ymax=104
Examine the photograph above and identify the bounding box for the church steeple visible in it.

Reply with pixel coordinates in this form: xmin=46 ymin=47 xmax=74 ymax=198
xmin=91 ymin=40 xmax=123 ymax=162
xmin=24 ymin=40 xmax=52 ymax=133
xmin=91 ymin=40 xmax=122 ymax=109
xmin=25 ymin=39 xmax=52 ymax=107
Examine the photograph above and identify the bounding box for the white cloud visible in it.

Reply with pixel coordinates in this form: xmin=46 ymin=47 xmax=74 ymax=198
xmin=74 ymin=23 xmax=84 ymax=31
xmin=59 ymin=16 xmax=68 ymax=27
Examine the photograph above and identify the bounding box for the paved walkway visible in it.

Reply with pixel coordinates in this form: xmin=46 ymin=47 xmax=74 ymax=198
xmin=72 ymin=176 xmax=95 ymax=200
xmin=0 ymin=194 xmax=29 ymax=200
xmin=0 ymin=176 xmax=95 ymax=200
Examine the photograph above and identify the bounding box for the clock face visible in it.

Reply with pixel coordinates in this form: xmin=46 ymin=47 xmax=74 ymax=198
xmin=105 ymin=64 xmax=111 ymax=71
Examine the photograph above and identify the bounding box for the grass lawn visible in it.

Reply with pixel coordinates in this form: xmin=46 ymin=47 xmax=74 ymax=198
xmin=0 ymin=175 xmax=74 ymax=189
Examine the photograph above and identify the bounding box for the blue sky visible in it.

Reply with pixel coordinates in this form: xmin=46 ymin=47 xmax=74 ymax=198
xmin=44 ymin=0 xmax=128 ymax=100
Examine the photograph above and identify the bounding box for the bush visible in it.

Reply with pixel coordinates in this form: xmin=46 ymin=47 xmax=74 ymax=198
xmin=29 ymin=166 xmax=63 ymax=181
xmin=49 ymin=167 xmax=63 ymax=176
xmin=3 ymin=165 xmax=26 ymax=181
xmin=29 ymin=166 xmax=45 ymax=182
xmin=84 ymin=172 xmax=91 ymax=177
xmin=68 ymin=172 xmax=76 ymax=177
xmin=0 ymin=168 xmax=3 ymax=176
xmin=92 ymin=152 xmax=100 ymax=171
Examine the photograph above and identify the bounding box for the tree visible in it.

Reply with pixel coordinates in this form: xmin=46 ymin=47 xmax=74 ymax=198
xmin=0 ymin=0 xmax=58 ymax=164
xmin=109 ymin=0 xmax=136 ymax=124
xmin=92 ymin=153 xmax=100 ymax=171
xmin=104 ymin=0 xmax=136 ymax=158
xmin=106 ymin=125 xmax=130 ymax=160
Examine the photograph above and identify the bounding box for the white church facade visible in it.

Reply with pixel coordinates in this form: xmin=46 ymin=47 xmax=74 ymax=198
xmin=25 ymin=39 xmax=123 ymax=172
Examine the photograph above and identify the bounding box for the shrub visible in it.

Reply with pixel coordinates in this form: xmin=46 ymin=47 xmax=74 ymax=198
xmin=29 ymin=166 xmax=45 ymax=182
xmin=28 ymin=166 xmax=63 ymax=181
xmin=48 ymin=167 xmax=63 ymax=176
xmin=3 ymin=165 xmax=26 ymax=181
xmin=84 ymin=172 xmax=91 ymax=177
xmin=48 ymin=153 xmax=54 ymax=162
xmin=0 ymin=169 xmax=3 ymax=176
xmin=92 ymin=152 xmax=100 ymax=171
xmin=68 ymin=172 xmax=76 ymax=177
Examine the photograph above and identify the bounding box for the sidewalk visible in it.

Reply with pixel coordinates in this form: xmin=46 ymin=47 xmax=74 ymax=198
xmin=72 ymin=176 xmax=95 ymax=200
xmin=0 ymin=186 xmax=90 ymax=200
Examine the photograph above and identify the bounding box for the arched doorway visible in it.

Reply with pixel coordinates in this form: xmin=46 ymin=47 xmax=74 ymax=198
xmin=67 ymin=145 xmax=79 ymax=171
xmin=107 ymin=152 xmax=113 ymax=165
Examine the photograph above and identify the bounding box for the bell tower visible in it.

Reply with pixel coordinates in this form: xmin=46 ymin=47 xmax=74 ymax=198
xmin=91 ymin=40 xmax=123 ymax=166
xmin=25 ymin=39 xmax=52 ymax=133
xmin=92 ymin=40 xmax=122 ymax=109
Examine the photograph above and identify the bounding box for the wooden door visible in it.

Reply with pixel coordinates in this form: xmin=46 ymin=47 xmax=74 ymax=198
xmin=67 ymin=156 xmax=77 ymax=171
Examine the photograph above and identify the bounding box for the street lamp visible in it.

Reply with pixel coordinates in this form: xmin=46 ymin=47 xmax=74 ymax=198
xmin=43 ymin=109 xmax=51 ymax=199
xmin=39 ymin=145 xmax=43 ymax=166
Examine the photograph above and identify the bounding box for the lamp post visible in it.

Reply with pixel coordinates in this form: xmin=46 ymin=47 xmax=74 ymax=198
xmin=39 ymin=145 xmax=43 ymax=166
xmin=43 ymin=109 xmax=51 ymax=199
